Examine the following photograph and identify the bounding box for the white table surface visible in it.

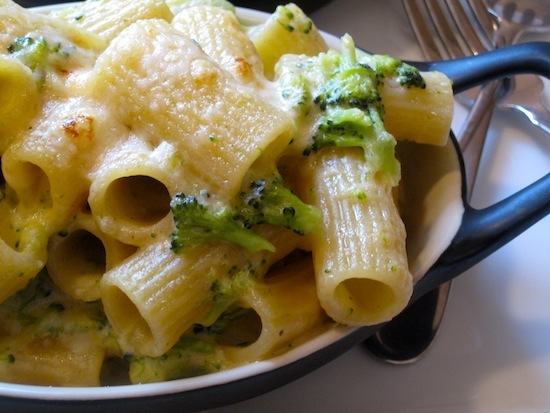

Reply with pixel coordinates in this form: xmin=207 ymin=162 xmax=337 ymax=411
xmin=203 ymin=1 xmax=550 ymax=412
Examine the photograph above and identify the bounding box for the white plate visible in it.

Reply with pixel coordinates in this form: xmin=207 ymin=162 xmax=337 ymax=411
xmin=204 ymin=1 xmax=550 ymax=412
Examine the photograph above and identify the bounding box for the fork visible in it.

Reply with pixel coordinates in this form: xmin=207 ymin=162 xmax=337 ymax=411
xmin=406 ymin=1 xmax=550 ymax=139
xmin=363 ymin=0 xmax=503 ymax=364
xmin=406 ymin=0 xmax=508 ymax=196
xmin=438 ymin=0 xmax=550 ymax=135
xmin=483 ymin=0 xmax=550 ymax=134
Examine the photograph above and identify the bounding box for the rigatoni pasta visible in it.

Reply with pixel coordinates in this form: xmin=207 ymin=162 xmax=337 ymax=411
xmin=172 ymin=5 xmax=264 ymax=83
xmin=0 ymin=0 xmax=453 ymax=386
xmin=0 ymin=55 xmax=38 ymax=154
xmin=86 ymin=18 xmax=295 ymax=200
xmin=248 ymin=2 xmax=328 ymax=79
xmin=379 ymin=71 xmax=453 ymax=146
xmin=46 ymin=210 xmax=137 ymax=302
xmin=87 ymin=137 xmax=176 ymax=246
xmin=298 ymin=147 xmax=411 ymax=325
xmin=225 ymin=256 xmax=326 ymax=363
xmin=51 ymin=0 xmax=173 ymax=43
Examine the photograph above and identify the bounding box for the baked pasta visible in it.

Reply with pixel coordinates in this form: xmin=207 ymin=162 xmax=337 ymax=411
xmin=0 ymin=0 xmax=453 ymax=385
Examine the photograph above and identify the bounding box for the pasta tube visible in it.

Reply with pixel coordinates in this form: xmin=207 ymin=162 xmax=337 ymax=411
xmin=86 ymin=18 xmax=295 ymax=200
xmin=222 ymin=256 xmax=328 ymax=363
xmin=379 ymin=71 xmax=453 ymax=146
xmin=300 ymin=148 xmax=412 ymax=325
xmin=0 ymin=273 xmax=114 ymax=386
xmin=0 ymin=335 xmax=106 ymax=386
xmin=0 ymin=56 xmax=38 ymax=154
xmin=51 ymin=0 xmax=173 ymax=43
xmin=100 ymin=225 xmax=303 ymax=357
xmin=274 ymin=35 xmax=417 ymax=325
xmin=2 ymin=99 xmax=99 ymax=234
xmin=0 ymin=0 xmax=104 ymax=53
xmin=100 ymin=241 xmax=216 ymax=357
xmin=172 ymin=5 xmax=264 ymax=83
xmin=47 ymin=212 xmax=137 ymax=302
xmin=88 ymin=137 xmax=178 ymax=246
xmin=0 ymin=239 xmax=45 ymax=304
xmin=248 ymin=3 xmax=328 ymax=80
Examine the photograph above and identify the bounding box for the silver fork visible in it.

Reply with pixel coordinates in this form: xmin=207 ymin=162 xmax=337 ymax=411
xmin=363 ymin=0 xmax=502 ymax=364
xmin=406 ymin=0 xmax=550 ymax=136
xmin=483 ymin=0 xmax=550 ymax=134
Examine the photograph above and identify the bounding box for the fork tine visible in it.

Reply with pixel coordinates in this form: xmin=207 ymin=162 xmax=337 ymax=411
xmin=403 ymin=0 xmax=490 ymax=61
xmin=445 ymin=0 xmax=489 ymax=54
xmin=402 ymin=0 xmax=498 ymax=199
xmin=402 ymin=0 xmax=445 ymax=60
xmin=404 ymin=0 xmax=497 ymax=60
xmin=425 ymin=0 xmax=469 ymax=58
xmin=462 ymin=0 xmax=499 ymax=47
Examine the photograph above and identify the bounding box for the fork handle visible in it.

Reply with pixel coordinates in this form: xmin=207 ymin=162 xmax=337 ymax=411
xmin=515 ymin=103 xmax=550 ymax=135
xmin=459 ymin=80 xmax=500 ymax=198
xmin=409 ymin=42 xmax=550 ymax=94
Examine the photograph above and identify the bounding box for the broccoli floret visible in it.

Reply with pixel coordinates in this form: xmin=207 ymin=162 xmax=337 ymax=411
xmin=7 ymin=36 xmax=48 ymax=72
xmin=170 ymin=193 xmax=274 ymax=253
xmin=287 ymin=35 xmax=400 ymax=182
xmin=396 ymin=64 xmax=426 ymax=89
xmin=313 ymin=65 xmax=380 ymax=111
xmin=7 ymin=35 xmax=78 ymax=88
xmin=356 ymin=51 xmax=426 ymax=89
xmin=235 ymin=176 xmax=322 ymax=236
xmin=170 ymin=175 xmax=322 ymax=253
xmin=305 ymin=107 xmax=373 ymax=154
xmin=306 ymin=104 xmax=399 ymax=180
xmin=276 ymin=35 xmax=425 ymax=177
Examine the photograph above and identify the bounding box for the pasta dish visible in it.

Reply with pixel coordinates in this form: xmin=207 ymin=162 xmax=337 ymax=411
xmin=0 ymin=0 xmax=453 ymax=385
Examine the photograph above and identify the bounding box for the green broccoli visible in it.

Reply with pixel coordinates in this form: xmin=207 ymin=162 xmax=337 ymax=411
xmin=396 ymin=64 xmax=427 ymax=88
xmin=277 ymin=35 xmax=414 ymax=184
xmin=234 ymin=176 xmax=322 ymax=235
xmin=7 ymin=36 xmax=49 ymax=72
xmin=170 ymin=193 xmax=273 ymax=253
xmin=356 ymin=52 xmax=426 ymax=89
xmin=307 ymin=104 xmax=400 ymax=182
xmin=170 ymin=175 xmax=322 ymax=253
xmin=7 ymin=35 xmax=77 ymax=88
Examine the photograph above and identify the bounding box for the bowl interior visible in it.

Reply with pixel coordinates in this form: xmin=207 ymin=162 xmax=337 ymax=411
xmin=398 ymin=137 xmax=464 ymax=283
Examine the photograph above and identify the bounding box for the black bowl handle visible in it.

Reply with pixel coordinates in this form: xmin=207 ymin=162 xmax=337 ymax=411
xmin=409 ymin=41 xmax=550 ymax=94
xmin=413 ymin=138 xmax=550 ymax=301
xmin=408 ymin=41 xmax=550 ymax=300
